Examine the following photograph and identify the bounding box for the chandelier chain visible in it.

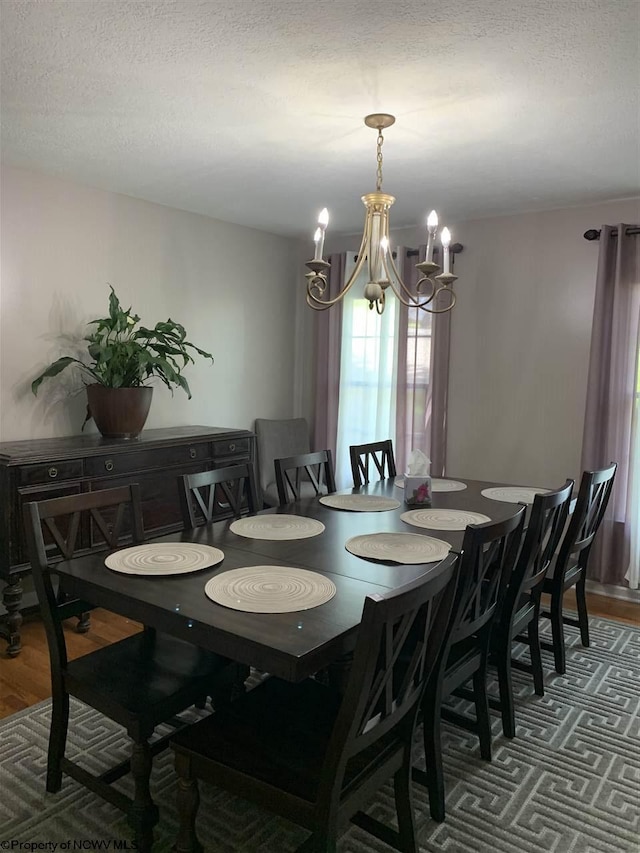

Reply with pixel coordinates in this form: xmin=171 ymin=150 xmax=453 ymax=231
xmin=376 ymin=129 xmax=384 ymax=192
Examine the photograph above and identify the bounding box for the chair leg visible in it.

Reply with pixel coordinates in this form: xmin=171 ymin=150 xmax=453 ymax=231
xmin=47 ymin=689 xmax=69 ymax=792
xmin=473 ymin=663 xmax=492 ymax=761
xmin=576 ymin=577 xmax=590 ymax=647
xmin=421 ymin=693 xmax=446 ymax=822
xmin=496 ymin=642 xmax=516 ymax=739
xmin=175 ymin=771 xmax=204 ymax=853
xmin=528 ymin=618 xmax=545 ymax=696
xmin=394 ymin=762 xmax=418 ymax=853
xmin=128 ymin=741 xmax=159 ymax=853
xmin=550 ymin=592 xmax=566 ymax=675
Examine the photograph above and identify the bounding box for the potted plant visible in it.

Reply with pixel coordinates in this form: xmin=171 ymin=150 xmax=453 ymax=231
xmin=32 ymin=287 xmax=213 ymax=439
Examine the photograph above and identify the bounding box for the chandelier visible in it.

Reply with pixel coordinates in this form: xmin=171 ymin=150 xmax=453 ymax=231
xmin=304 ymin=113 xmax=458 ymax=314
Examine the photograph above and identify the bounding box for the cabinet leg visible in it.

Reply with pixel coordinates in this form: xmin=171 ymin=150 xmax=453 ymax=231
xmin=1 ymin=579 xmax=24 ymax=657
xmin=76 ymin=611 xmax=91 ymax=633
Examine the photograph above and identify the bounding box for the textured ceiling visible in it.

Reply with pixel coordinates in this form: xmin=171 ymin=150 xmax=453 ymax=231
xmin=1 ymin=0 xmax=639 ymax=238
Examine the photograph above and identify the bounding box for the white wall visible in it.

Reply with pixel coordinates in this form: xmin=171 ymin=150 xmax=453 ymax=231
xmin=319 ymin=197 xmax=640 ymax=488
xmin=0 ymin=166 xmax=300 ymax=441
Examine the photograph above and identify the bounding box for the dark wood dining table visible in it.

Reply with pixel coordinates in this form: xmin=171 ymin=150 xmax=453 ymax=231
xmin=53 ymin=478 xmax=525 ymax=682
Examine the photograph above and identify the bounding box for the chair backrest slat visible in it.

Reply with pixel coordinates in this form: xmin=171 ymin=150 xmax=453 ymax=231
xmin=317 ymin=554 xmax=459 ymax=801
xmin=350 ymin=440 xmax=396 ymax=488
xmin=180 ymin=464 xmax=259 ymax=527
xmin=556 ymin=464 xmax=617 ymax=570
xmin=274 ymin=450 xmax=336 ymax=506
xmin=499 ymin=480 xmax=574 ymax=629
xmin=23 ymin=485 xmax=145 ymax=676
xmin=451 ymin=508 xmax=526 ymax=648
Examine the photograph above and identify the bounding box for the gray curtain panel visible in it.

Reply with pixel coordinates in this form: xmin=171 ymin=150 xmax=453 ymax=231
xmin=396 ymin=245 xmax=451 ymax=477
xmin=312 ymin=252 xmax=345 ymax=459
xmin=581 ymin=224 xmax=640 ymax=585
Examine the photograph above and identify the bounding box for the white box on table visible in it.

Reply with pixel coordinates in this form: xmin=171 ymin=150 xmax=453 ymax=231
xmin=404 ymin=475 xmax=432 ymax=507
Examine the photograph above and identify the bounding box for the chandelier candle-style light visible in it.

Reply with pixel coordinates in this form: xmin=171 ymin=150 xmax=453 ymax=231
xmin=305 ymin=113 xmax=458 ymax=314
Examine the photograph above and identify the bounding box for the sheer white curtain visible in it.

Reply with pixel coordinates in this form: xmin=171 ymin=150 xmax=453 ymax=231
xmin=335 ymin=252 xmax=399 ymax=487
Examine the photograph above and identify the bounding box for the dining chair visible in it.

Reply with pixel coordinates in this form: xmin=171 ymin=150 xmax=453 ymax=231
xmin=171 ymin=553 xmax=460 ymax=853
xmin=23 ymin=485 xmax=239 ymax=853
xmin=274 ymin=449 xmax=337 ymax=506
xmin=350 ymin=439 xmax=397 ymax=487
xmin=179 ymin=463 xmax=259 ymax=527
xmin=541 ymin=463 xmax=617 ymax=674
xmin=489 ymin=480 xmax=574 ymax=737
xmin=255 ymin=417 xmax=311 ymax=507
xmin=414 ymin=506 xmax=526 ymax=823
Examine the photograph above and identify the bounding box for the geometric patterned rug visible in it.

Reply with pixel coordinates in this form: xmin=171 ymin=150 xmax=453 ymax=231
xmin=1 ymin=616 xmax=638 ymax=852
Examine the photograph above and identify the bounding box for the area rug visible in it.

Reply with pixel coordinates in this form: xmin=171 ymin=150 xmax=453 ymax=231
xmin=1 ymin=616 xmax=638 ymax=852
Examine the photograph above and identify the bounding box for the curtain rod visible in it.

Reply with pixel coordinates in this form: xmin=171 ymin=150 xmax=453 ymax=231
xmin=407 ymin=243 xmax=464 ymax=257
xmin=583 ymin=226 xmax=640 ymax=241
xmin=354 ymin=243 xmax=464 ymax=261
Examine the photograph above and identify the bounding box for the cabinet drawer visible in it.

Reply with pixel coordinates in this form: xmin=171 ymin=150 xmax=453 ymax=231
xmin=85 ymin=443 xmax=212 ymax=478
xmin=19 ymin=459 xmax=83 ymax=486
xmin=211 ymin=437 xmax=250 ymax=459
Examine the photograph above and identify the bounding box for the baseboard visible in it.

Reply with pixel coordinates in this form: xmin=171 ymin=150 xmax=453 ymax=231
xmin=586 ymin=580 xmax=640 ymax=604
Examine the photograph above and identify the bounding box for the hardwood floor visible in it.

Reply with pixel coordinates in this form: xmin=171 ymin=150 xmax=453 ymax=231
xmin=0 ymin=593 xmax=637 ymax=720
xmin=0 ymin=610 xmax=141 ymax=719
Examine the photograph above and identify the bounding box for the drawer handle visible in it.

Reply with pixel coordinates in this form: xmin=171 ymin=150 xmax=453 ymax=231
xmin=189 ymin=447 xmax=197 ymax=459
xmin=48 ymin=467 xmax=58 ymax=479
xmin=104 ymin=460 xmax=114 ymax=472
xmin=229 ymin=443 xmax=236 ymax=452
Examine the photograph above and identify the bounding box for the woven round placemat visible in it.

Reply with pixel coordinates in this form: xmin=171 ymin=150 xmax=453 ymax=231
xmin=229 ymin=515 xmax=325 ymax=540
xmin=204 ymin=566 xmax=336 ymax=613
xmin=401 ymin=508 xmax=491 ymax=531
xmin=345 ymin=533 xmax=451 ymax=564
xmin=105 ymin=543 xmax=224 ymax=576
xmin=481 ymin=486 xmax=549 ymax=505
xmin=319 ymin=494 xmax=400 ymax=512
xmin=394 ymin=478 xmax=467 ymax=492
xmin=431 ymin=479 xmax=468 ymax=492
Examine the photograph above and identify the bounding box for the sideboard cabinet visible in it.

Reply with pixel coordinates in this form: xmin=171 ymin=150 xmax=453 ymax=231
xmin=0 ymin=425 xmax=255 ymax=656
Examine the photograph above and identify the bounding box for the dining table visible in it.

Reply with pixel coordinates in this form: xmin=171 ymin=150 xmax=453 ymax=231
xmin=53 ymin=477 xmax=531 ymax=682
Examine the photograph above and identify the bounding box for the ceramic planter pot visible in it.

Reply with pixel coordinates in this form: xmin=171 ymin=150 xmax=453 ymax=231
xmin=86 ymin=385 xmax=153 ymax=439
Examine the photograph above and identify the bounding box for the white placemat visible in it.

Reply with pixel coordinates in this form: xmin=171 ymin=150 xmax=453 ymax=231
xmin=319 ymin=494 xmax=401 ymax=512
xmin=105 ymin=543 xmax=224 ymax=576
xmin=395 ymin=477 xmax=467 ymax=492
xmin=345 ymin=533 xmax=451 ymax=564
xmin=432 ymin=479 xmax=468 ymax=492
xmin=229 ymin=515 xmax=325 ymax=540
xmin=204 ymin=566 xmax=336 ymax=613
xmin=401 ymin=508 xmax=491 ymax=531
xmin=481 ymin=486 xmax=549 ymax=505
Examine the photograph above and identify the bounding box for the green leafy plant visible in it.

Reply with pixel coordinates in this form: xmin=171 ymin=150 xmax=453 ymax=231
xmin=32 ymin=287 xmax=213 ymax=398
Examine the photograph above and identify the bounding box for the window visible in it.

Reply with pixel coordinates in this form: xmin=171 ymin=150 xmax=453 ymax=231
xmin=335 ymin=253 xmax=399 ymax=487
xmin=334 ymin=250 xmax=437 ymax=487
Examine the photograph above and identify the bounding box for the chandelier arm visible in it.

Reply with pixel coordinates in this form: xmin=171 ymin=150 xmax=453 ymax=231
xmin=426 ymin=287 xmax=457 ymax=313
xmin=383 ymin=263 xmax=456 ymax=313
xmin=384 ymin=276 xmax=433 ymax=309
xmin=306 ymin=231 xmax=370 ymax=309
xmin=385 ymin=251 xmax=436 ymax=307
